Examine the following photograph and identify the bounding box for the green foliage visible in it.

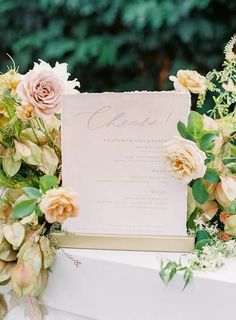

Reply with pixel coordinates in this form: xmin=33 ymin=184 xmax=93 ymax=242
xmin=204 ymin=168 xmax=220 ymax=184
xmin=39 ymin=175 xmax=58 ymax=193
xmin=159 ymin=260 xmax=193 ymax=290
xmin=195 ymin=230 xmax=212 ymax=250
xmin=23 ymin=187 xmax=42 ymax=199
xmin=0 ymin=0 xmax=235 ymax=92
xmin=187 ymin=111 xmax=204 ymax=139
xmin=200 ymin=133 xmax=218 ymax=151
xmin=192 ymin=178 xmax=209 ymax=204
xmin=13 ymin=199 xmax=37 ymax=219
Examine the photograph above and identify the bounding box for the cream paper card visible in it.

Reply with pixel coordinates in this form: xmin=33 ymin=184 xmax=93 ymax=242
xmin=62 ymin=92 xmax=190 ymax=236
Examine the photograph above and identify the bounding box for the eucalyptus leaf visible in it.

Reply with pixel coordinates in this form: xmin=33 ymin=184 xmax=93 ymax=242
xmin=2 ymin=149 xmax=21 ymax=178
xmin=23 ymin=187 xmax=42 ymax=199
xmin=13 ymin=199 xmax=37 ymax=219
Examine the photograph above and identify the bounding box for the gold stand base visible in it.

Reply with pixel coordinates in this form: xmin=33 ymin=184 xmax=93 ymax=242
xmin=52 ymin=233 xmax=195 ymax=253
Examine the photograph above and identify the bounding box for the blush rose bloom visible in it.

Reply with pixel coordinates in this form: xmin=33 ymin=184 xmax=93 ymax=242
xmin=164 ymin=136 xmax=207 ymax=183
xmin=215 ymin=176 xmax=236 ymax=208
xmin=39 ymin=187 xmax=79 ymax=223
xmin=16 ymin=60 xmax=80 ymax=118
xmin=169 ymin=70 xmax=206 ymax=94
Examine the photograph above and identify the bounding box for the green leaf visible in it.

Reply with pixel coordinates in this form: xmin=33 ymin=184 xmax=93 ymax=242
xmin=204 ymin=153 xmax=215 ymax=164
xmin=187 ymin=209 xmax=198 ymax=230
xmin=195 ymin=239 xmax=211 ymax=250
xmin=13 ymin=200 xmax=37 ymax=219
xmin=177 ymin=121 xmax=188 ymax=138
xmin=35 ymin=206 xmax=44 ymax=217
xmin=187 ymin=111 xmax=203 ymax=139
xmin=182 ymin=268 xmax=193 ymax=290
xmin=39 ymin=175 xmax=58 ymax=193
xmin=177 ymin=121 xmax=194 ymax=141
xmin=23 ymin=187 xmax=42 ymax=199
xmin=167 ymin=267 xmax=177 ymax=284
xmin=204 ymin=168 xmax=220 ymax=184
xmin=192 ymin=178 xmax=209 ymax=204
xmin=200 ymin=133 xmax=218 ymax=151
xmin=196 ymin=230 xmax=211 ymax=241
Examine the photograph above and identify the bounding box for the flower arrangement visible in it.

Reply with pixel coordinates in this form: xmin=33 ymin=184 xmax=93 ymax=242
xmin=1 ymin=35 xmax=236 ymax=317
xmin=161 ymin=35 xmax=236 ymax=287
xmin=0 ymin=59 xmax=80 ymax=319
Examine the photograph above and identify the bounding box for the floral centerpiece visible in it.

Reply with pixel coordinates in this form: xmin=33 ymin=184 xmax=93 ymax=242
xmin=1 ymin=35 xmax=236 ymax=318
xmin=0 ymin=59 xmax=80 ymax=318
xmin=161 ymin=35 xmax=236 ymax=287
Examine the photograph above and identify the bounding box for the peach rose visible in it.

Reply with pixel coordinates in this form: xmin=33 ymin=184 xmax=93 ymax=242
xmin=164 ymin=136 xmax=207 ymax=183
xmin=198 ymin=200 xmax=218 ymax=220
xmin=39 ymin=187 xmax=79 ymax=223
xmin=169 ymin=70 xmax=206 ymax=94
xmin=16 ymin=60 xmax=80 ymax=118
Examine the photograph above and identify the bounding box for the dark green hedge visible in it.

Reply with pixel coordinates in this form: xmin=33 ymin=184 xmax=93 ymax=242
xmin=0 ymin=0 xmax=235 ymax=92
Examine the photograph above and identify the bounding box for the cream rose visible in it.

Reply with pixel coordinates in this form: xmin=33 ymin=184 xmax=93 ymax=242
xmin=169 ymin=70 xmax=206 ymax=94
xmin=164 ymin=136 xmax=207 ymax=183
xmin=39 ymin=187 xmax=79 ymax=223
xmin=16 ymin=60 xmax=80 ymax=118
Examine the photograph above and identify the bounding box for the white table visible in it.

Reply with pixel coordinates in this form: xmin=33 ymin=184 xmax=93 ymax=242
xmin=6 ymin=249 xmax=236 ymax=320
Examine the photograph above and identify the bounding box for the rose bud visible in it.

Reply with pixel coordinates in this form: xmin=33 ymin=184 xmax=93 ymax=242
xmin=198 ymin=200 xmax=218 ymax=220
xmin=216 ymin=176 xmax=236 ymax=208
xmin=215 ymin=183 xmax=231 ymax=208
xmin=11 ymin=262 xmax=36 ymax=297
xmin=221 ymin=176 xmax=236 ymax=201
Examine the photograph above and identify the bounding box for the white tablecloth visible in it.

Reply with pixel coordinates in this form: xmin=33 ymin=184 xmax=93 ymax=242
xmin=6 ymin=249 xmax=236 ymax=320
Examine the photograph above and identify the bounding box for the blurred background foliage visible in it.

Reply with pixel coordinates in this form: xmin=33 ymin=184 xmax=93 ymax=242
xmin=0 ymin=0 xmax=235 ymax=92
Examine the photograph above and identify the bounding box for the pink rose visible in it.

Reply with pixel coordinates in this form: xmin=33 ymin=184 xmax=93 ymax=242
xmin=16 ymin=60 xmax=80 ymax=118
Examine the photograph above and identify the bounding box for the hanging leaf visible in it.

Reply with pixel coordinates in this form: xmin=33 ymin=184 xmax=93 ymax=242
xmin=24 ymin=295 xmax=46 ymax=320
xmin=4 ymin=222 xmax=25 ymax=248
xmin=2 ymin=149 xmax=21 ymax=177
xmin=39 ymin=146 xmax=59 ymax=175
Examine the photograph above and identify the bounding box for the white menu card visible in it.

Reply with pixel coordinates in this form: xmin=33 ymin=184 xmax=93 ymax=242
xmin=62 ymin=92 xmax=190 ymax=236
